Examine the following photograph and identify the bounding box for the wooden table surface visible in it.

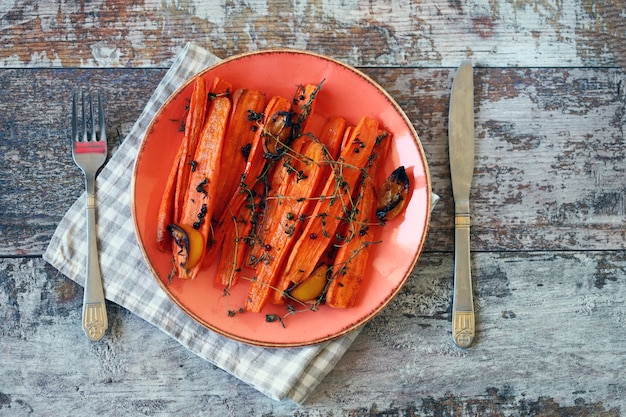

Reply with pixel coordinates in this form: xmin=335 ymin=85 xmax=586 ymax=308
xmin=1 ymin=1 xmax=625 ymax=415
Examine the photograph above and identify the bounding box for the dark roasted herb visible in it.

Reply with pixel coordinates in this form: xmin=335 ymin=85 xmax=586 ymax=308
xmin=247 ymin=109 xmax=264 ymax=122
xmin=196 ymin=177 xmax=208 ymax=196
xmin=241 ymin=143 xmax=252 ymax=160
xmin=284 ymin=223 xmax=296 ymax=237
xmin=265 ymin=314 xmax=285 ymax=328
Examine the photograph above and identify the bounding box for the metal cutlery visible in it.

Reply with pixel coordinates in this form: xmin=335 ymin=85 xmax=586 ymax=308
xmin=448 ymin=61 xmax=476 ymax=348
xmin=71 ymin=91 xmax=109 ymax=341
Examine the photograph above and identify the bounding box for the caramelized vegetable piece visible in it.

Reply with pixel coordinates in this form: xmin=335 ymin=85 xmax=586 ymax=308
xmin=326 ymin=183 xmax=376 ymax=308
xmin=281 ymin=116 xmax=379 ymax=285
xmin=215 ymin=193 xmax=260 ymax=287
xmin=156 ymin=144 xmax=184 ymax=252
xmin=212 ymin=88 xmax=266 ymax=221
xmin=174 ymin=77 xmax=209 ymax=219
xmin=176 ymin=78 xmax=232 ymax=279
xmin=167 ymin=224 xmax=204 ymax=269
xmin=326 ymin=131 xmax=391 ymax=308
xmin=203 ymin=95 xmax=293 ymax=269
xmin=262 ymin=108 xmax=294 ymax=156
xmin=375 ymin=166 xmax=410 ymax=221
xmin=244 ymin=117 xmax=346 ymax=312
xmin=156 ymin=77 xmax=207 ymax=252
xmin=291 ymin=83 xmax=322 ymax=137
xmin=288 ymin=264 xmax=329 ymax=303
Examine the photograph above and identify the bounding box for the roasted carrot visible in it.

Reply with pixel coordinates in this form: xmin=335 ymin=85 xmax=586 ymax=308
xmin=325 ymin=181 xmax=377 ymax=308
xmin=204 ymin=95 xmax=294 ymax=269
xmin=280 ymin=116 xmax=379 ymax=286
xmin=252 ymin=116 xmax=345 ymax=269
xmin=291 ymin=82 xmax=322 ymax=138
xmin=212 ymin=88 xmax=266 ymax=221
xmin=244 ymin=83 xmax=324 ymax=265
xmin=156 ymin=77 xmax=207 ymax=251
xmin=173 ymin=76 xmax=208 ymax=221
xmin=268 ymin=116 xmax=345 ymax=304
xmin=243 ymin=136 xmax=306 ymax=268
xmin=326 ymin=129 xmax=392 ymax=308
xmin=156 ymin=142 xmax=184 ymax=251
xmin=244 ymin=116 xmax=347 ymax=312
xmin=215 ymin=193 xmax=260 ymax=287
xmin=174 ymin=79 xmax=232 ymax=279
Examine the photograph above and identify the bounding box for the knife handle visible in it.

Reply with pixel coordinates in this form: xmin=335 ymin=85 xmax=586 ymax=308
xmin=452 ymin=214 xmax=475 ymax=348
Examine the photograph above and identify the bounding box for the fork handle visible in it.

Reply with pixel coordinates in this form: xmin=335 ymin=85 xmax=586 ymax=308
xmin=82 ymin=189 xmax=108 ymax=341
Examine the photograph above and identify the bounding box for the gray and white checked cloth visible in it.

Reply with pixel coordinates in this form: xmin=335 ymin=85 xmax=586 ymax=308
xmin=44 ymin=42 xmax=361 ymax=403
xmin=44 ymin=42 xmax=436 ymax=403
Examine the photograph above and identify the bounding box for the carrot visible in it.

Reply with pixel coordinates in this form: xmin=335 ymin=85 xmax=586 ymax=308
xmin=212 ymin=88 xmax=266 ymax=221
xmin=244 ymin=83 xmax=324 ymax=266
xmin=326 ymin=129 xmax=392 ymax=308
xmin=204 ymin=95 xmax=294 ymax=269
xmin=291 ymin=82 xmax=322 ymax=137
xmin=325 ymin=182 xmax=377 ymax=307
xmin=156 ymin=77 xmax=207 ymax=251
xmin=244 ymin=116 xmax=347 ymax=312
xmin=215 ymin=193 xmax=260 ymax=287
xmin=280 ymin=116 xmax=379 ymax=286
xmin=156 ymin=142 xmax=184 ymax=251
xmin=174 ymin=79 xmax=233 ymax=279
xmin=251 ymin=116 xmax=345 ymax=269
xmin=243 ymin=136 xmax=306 ymax=268
xmin=173 ymin=77 xmax=209 ymax=221
xmin=268 ymin=116 xmax=345 ymax=303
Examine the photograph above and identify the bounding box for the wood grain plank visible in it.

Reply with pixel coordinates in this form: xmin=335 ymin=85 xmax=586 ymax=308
xmin=1 ymin=67 xmax=624 ymax=255
xmin=0 ymin=0 xmax=624 ymax=69
xmin=0 ymin=68 xmax=164 ymax=256
xmin=1 ymin=254 xmax=623 ymax=414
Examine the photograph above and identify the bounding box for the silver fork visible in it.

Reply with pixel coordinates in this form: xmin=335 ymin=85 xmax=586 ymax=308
xmin=71 ymin=91 xmax=108 ymax=341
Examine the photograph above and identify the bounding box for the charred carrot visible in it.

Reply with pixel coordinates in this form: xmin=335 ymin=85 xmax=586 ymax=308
xmin=212 ymin=88 xmax=266 ymax=221
xmin=156 ymin=77 xmax=207 ymax=251
xmin=325 ymin=182 xmax=377 ymax=308
xmin=326 ymin=130 xmax=392 ymax=308
xmin=175 ymin=79 xmax=232 ymax=279
xmin=173 ymin=76 xmax=208 ymax=220
xmin=291 ymin=82 xmax=322 ymax=137
xmin=245 ymin=139 xmax=328 ymax=311
xmin=244 ymin=116 xmax=347 ymax=312
xmin=156 ymin=142 xmax=184 ymax=251
xmin=245 ymin=83 xmax=324 ymax=265
xmin=215 ymin=194 xmax=260 ymax=287
xmin=204 ymin=95 xmax=294 ymax=269
xmin=281 ymin=116 xmax=379 ymax=286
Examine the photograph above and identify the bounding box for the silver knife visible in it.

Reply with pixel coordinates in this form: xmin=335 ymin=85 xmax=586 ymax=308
xmin=449 ymin=61 xmax=475 ymax=348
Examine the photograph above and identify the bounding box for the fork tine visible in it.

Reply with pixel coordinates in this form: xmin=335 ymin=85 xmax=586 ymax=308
xmin=72 ymin=92 xmax=78 ymax=143
xmin=98 ymin=92 xmax=106 ymax=143
xmin=89 ymin=92 xmax=96 ymax=142
xmin=82 ymin=91 xmax=88 ymax=143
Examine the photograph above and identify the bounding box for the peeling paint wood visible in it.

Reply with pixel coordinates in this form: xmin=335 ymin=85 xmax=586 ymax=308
xmin=0 ymin=0 xmax=624 ymax=69
xmin=1 ymin=67 xmax=624 ymax=255
xmin=0 ymin=255 xmax=623 ymax=415
xmin=1 ymin=1 xmax=626 ymax=415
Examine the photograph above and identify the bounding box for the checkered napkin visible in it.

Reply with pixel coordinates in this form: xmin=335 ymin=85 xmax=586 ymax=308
xmin=43 ymin=42 xmax=362 ymax=403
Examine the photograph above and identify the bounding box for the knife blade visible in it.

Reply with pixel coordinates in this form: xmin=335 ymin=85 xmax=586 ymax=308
xmin=449 ymin=61 xmax=475 ymax=348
